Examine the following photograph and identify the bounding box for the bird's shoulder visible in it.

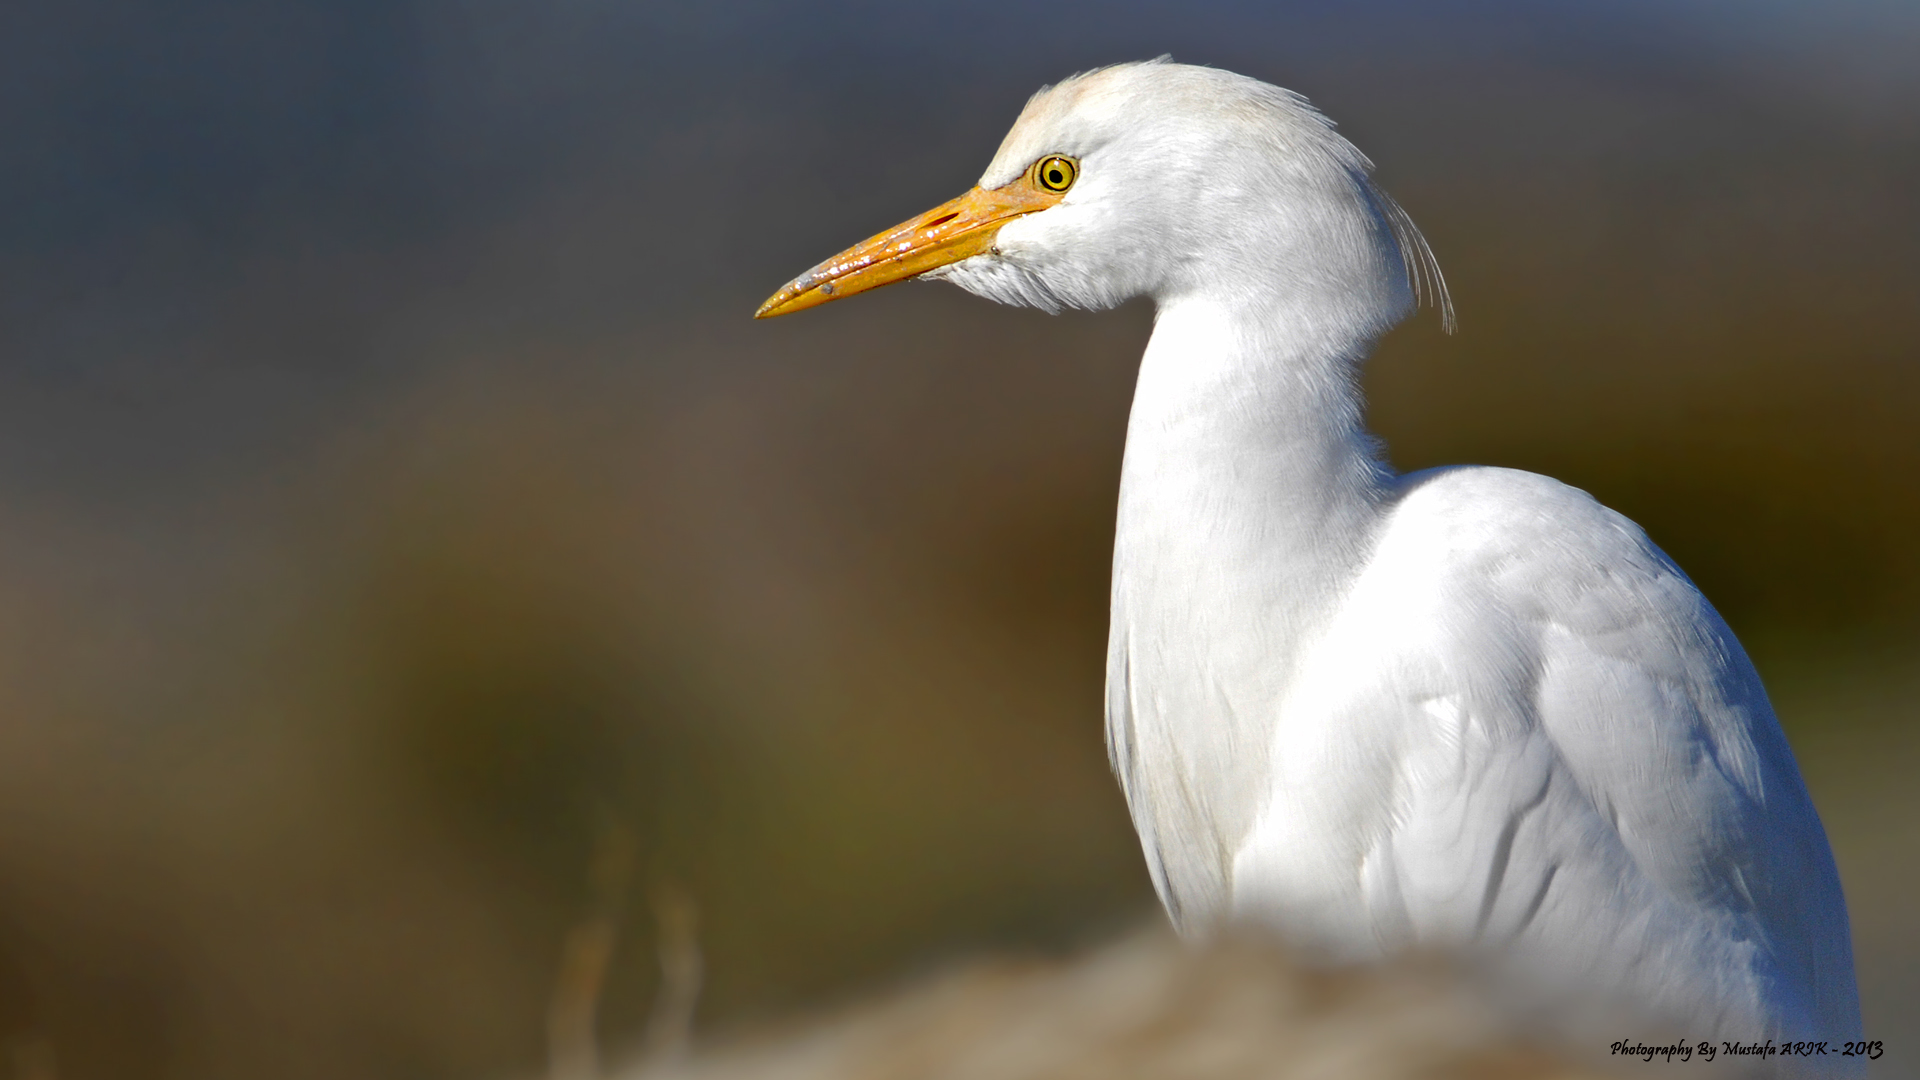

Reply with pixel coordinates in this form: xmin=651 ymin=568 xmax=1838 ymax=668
xmin=1369 ymin=465 xmax=1715 ymax=654
xmin=1378 ymin=464 xmax=1654 ymax=580
xmin=1367 ymin=464 xmax=1757 ymax=786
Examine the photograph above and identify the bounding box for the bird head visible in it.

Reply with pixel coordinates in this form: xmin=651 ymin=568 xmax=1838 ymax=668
xmin=756 ymin=59 xmax=1448 ymax=336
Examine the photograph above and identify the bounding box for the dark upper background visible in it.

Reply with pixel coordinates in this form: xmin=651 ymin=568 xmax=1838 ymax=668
xmin=0 ymin=2 xmax=1914 ymax=1077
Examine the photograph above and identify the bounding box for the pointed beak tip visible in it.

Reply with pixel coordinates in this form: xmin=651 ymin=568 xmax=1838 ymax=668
xmin=753 ymin=287 xmax=810 ymax=320
xmin=752 ymin=288 xmax=793 ymax=319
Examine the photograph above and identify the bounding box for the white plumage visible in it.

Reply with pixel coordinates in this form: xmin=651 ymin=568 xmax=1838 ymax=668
xmin=759 ymin=59 xmax=1860 ymax=1058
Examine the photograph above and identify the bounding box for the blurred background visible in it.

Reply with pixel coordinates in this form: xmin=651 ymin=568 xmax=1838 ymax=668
xmin=0 ymin=0 xmax=1914 ymax=1076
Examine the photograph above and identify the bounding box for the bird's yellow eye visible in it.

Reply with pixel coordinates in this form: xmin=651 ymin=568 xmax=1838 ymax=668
xmin=1031 ymin=154 xmax=1078 ymax=193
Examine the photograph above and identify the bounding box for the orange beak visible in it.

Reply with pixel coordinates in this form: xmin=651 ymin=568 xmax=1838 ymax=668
xmin=754 ymin=181 xmax=1064 ymax=319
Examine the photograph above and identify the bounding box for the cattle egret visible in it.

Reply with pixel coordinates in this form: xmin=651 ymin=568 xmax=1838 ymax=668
xmin=755 ymin=60 xmax=1860 ymax=1051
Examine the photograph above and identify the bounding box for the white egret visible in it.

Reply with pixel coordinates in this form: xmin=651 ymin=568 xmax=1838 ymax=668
xmin=755 ymin=60 xmax=1860 ymax=1052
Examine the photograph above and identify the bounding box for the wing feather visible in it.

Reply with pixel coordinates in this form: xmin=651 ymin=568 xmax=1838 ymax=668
xmin=1233 ymin=466 xmax=1859 ymax=1045
xmin=1395 ymin=467 xmax=1858 ymax=1040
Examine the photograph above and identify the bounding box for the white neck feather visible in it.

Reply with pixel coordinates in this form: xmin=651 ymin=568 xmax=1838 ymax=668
xmin=1109 ymin=291 xmax=1390 ymax=922
xmin=1116 ymin=292 xmax=1389 ymax=630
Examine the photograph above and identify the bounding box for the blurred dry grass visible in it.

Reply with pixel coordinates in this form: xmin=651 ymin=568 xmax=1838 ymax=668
xmin=620 ymin=929 xmax=1605 ymax=1080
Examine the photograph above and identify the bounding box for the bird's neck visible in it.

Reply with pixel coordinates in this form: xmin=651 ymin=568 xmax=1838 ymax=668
xmin=1109 ymin=293 xmax=1390 ymax=912
xmin=1115 ymin=294 xmax=1389 ymax=635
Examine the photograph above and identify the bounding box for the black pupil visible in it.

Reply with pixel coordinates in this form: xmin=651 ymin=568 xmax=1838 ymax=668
xmin=1046 ymin=165 xmax=1064 ymax=186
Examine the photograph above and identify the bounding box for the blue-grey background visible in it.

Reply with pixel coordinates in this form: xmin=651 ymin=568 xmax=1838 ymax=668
xmin=0 ymin=1 xmax=1914 ymax=1076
